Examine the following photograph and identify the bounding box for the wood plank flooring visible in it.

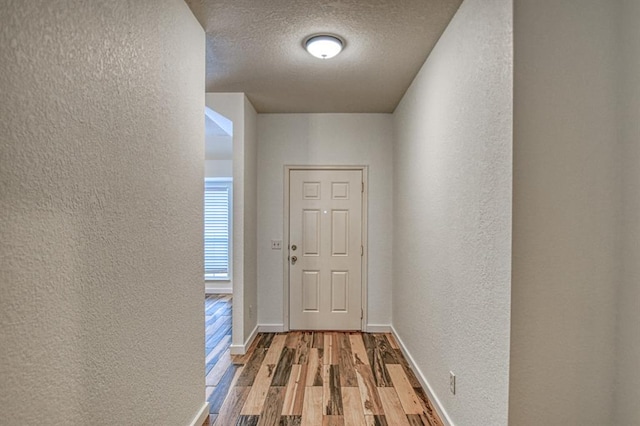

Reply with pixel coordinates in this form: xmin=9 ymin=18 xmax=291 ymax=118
xmin=203 ymin=294 xmax=443 ymax=426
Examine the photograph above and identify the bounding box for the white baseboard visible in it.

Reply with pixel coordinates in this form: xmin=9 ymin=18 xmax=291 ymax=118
xmin=230 ymin=324 xmax=258 ymax=355
xmin=256 ymin=324 xmax=387 ymax=333
xmin=258 ymin=324 xmax=285 ymax=333
xmin=187 ymin=402 xmax=210 ymax=426
xmin=366 ymin=324 xmax=392 ymax=333
xmin=391 ymin=325 xmax=454 ymax=426
xmin=205 ymin=286 xmax=232 ymax=294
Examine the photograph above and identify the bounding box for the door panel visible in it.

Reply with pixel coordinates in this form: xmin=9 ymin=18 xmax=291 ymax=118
xmin=289 ymin=169 xmax=363 ymax=330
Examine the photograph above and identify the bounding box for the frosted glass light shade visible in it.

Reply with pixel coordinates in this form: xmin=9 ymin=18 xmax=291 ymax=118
xmin=305 ymin=35 xmax=343 ymax=59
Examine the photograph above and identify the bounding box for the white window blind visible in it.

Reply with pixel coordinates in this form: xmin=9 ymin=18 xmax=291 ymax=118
xmin=204 ymin=179 xmax=231 ymax=280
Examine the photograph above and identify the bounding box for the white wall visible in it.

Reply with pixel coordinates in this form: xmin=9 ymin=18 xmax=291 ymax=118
xmin=392 ymin=0 xmax=513 ymax=424
xmin=510 ymin=1 xmax=619 ymax=424
xmin=0 ymin=1 xmax=205 ymax=424
xmin=257 ymin=114 xmax=393 ymax=328
xmin=205 ymin=160 xmax=233 ymax=178
xmin=205 ymin=93 xmax=258 ymax=350
xmin=616 ymin=0 xmax=640 ymax=424
xmin=243 ymin=97 xmax=259 ymax=342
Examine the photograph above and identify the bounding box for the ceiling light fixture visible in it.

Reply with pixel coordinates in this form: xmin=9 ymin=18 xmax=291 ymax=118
xmin=305 ymin=35 xmax=344 ymax=59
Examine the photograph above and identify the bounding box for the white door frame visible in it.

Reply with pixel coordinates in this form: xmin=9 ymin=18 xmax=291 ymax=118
xmin=283 ymin=165 xmax=368 ymax=332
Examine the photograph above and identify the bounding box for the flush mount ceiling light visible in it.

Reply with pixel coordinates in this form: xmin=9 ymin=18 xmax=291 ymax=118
xmin=305 ymin=35 xmax=344 ymax=59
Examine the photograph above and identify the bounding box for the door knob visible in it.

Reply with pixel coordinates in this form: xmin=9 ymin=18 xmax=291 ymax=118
xmin=291 ymin=256 xmax=297 ymax=265
xmin=291 ymin=244 xmax=297 ymax=251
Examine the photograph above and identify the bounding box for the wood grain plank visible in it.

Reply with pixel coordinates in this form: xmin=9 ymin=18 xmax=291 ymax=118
xmin=378 ymin=388 xmax=410 ymax=426
xmin=294 ymin=332 xmax=312 ymax=364
xmin=322 ymin=416 xmax=345 ymax=426
xmin=385 ymin=333 xmax=399 ymax=350
xmin=323 ymin=334 xmax=333 ymax=365
xmin=362 ymin=333 xmax=376 ymax=355
xmin=208 ymin=364 xmax=240 ymax=413
xmin=233 ymin=334 xmax=264 ymax=365
xmin=337 ymin=334 xmax=358 ymax=387
xmin=286 ymin=331 xmax=302 ymax=348
xmin=236 ymin=415 xmax=260 ymax=426
xmin=282 ymin=364 xmax=307 ymax=415
xmin=205 ymin=315 xmax=226 ymax=337
xmin=258 ymin=333 xmax=275 ymax=348
xmin=201 ymin=307 xmax=447 ymax=426
xmin=323 ymin=365 xmax=343 ymax=415
xmin=301 ymin=386 xmax=322 ymax=426
xmin=206 ymin=386 xmax=215 ymax=401
xmin=272 ymin=347 xmax=295 ymax=386
xmin=365 ymin=415 xmax=388 ymax=426
xmin=279 ymin=415 xmax=302 ymax=426
xmin=413 ymin=387 xmax=444 ymax=426
xmin=257 ymin=387 xmax=286 ymax=426
xmin=305 ymin=348 xmax=323 ymax=387
xmin=265 ymin=334 xmax=287 ymax=365
xmin=242 ymin=363 xmax=277 ymax=415
xmin=374 ymin=334 xmax=398 ymax=365
xmin=206 ymin=348 xmax=232 ymax=386
xmin=215 ymin=387 xmax=250 ymax=426
xmin=312 ymin=332 xmax=324 ymax=349
xmin=341 ymin=387 xmax=366 ymax=426
xmin=207 ymin=322 xmax=232 ymax=348
xmin=348 ymin=334 xmax=369 ymax=365
xmin=206 ymin=334 xmax=231 ymax=364
xmin=386 ymin=365 xmax=423 ymax=414
xmin=394 ymin=349 xmax=421 ymax=388
xmin=363 ymin=334 xmax=392 ymax=386
xmin=407 ymin=413 xmax=431 ymax=426
xmin=354 ymin=363 xmax=384 ymax=415
xmin=236 ymin=346 xmax=268 ymax=386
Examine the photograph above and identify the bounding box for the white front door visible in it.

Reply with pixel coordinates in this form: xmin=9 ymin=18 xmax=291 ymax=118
xmin=289 ymin=169 xmax=363 ymax=330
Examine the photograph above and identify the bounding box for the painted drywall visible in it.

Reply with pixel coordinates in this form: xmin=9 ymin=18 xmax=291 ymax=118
xmin=205 ymin=93 xmax=258 ymax=350
xmin=256 ymin=114 xmax=393 ymax=328
xmin=616 ymin=0 xmax=640 ymax=423
xmin=243 ymin=97 xmax=259 ymax=343
xmin=392 ymin=0 xmax=513 ymax=424
xmin=0 ymin=1 xmax=205 ymax=424
xmin=205 ymin=160 xmax=233 ymax=178
xmin=510 ymin=1 xmax=619 ymax=424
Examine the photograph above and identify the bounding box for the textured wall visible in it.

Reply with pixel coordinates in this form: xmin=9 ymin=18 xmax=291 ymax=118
xmin=617 ymin=0 xmax=640 ymax=423
xmin=0 ymin=1 xmax=205 ymax=424
xmin=392 ymin=0 xmax=513 ymax=424
xmin=510 ymin=1 xmax=619 ymax=424
xmin=256 ymin=114 xmax=393 ymax=328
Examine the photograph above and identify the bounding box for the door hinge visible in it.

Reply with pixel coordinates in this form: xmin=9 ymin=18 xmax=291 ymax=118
xmin=361 ymin=309 xmax=363 ymax=320
xmin=361 ymin=245 xmax=364 ymax=256
xmin=362 ymin=182 xmax=364 ymax=193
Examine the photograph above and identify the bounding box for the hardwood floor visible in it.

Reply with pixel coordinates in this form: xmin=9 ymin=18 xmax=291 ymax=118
xmin=203 ymin=294 xmax=443 ymax=426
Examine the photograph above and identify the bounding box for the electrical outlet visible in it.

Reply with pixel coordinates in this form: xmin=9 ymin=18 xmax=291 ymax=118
xmin=450 ymin=371 xmax=456 ymax=395
xmin=271 ymin=240 xmax=282 ymax=250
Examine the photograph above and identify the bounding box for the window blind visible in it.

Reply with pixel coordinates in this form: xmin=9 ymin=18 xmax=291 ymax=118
xmin=204 ymin=179 xmax=231 ymax=279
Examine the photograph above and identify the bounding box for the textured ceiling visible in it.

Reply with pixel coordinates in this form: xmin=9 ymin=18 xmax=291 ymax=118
xmin=186 ymin=0 xmax=463 ymax=113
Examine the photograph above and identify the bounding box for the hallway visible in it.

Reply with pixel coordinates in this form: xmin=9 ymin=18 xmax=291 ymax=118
xmin=203 ymin=295 xmax=443 ymax=426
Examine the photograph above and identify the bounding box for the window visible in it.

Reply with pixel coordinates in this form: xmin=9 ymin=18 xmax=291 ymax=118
xmin=204 ymin=178 xmax=231 ymax=280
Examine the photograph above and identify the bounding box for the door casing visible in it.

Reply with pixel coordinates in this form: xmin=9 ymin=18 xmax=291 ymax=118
xmin=283 ymin=165 xmax=368 ymax=332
